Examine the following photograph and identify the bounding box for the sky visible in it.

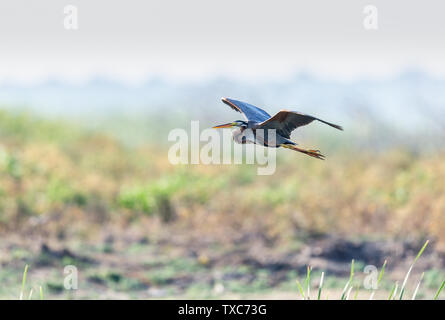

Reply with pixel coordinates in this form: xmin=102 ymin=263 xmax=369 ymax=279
xmin=1 ymin=0 xmax=445 ymax=84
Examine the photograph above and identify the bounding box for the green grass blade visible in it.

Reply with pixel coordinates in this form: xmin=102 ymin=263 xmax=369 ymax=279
xmin=305 ymin=266 xmax=312 ymax=300
xmin=341 ymin=260 xmax=355 ymax=300
xmin=369 ymin=260 xmax=387 ymax=300
xmin=411 ymin=272 xmax=424 ymax=300
xmin=399 ymin=287 xmax=406 ymax=300
xmin=19 ymin=264 xmax=29 ymax=300
xmin=317 ymin=272 xmax=324 ymax=300
xmin=341 ymin=280 xmax=350 ymax=300
xmin=349 ymin=259 xmax=355 ymax=283
xmin=295 ymin=279 xmax=305 ymax=300
xmin=399 ymin=240 xmax=429 ymax=300
xmin=354 ymin=284 xmax=360 ymax=300
xmin=414 ymin=240 xmax=429 ymax=263
xmin=39 ymin=286 xmax=44 ymax=300
xmin=377 ymin=260 xmax=387 ymax=286
xmin=392 ymin=282 xmax=399 ymax=300
xmin=388 ymin=282 xmax=397 ymax=300
xmin=345 ymin=286 xmax=353 ymax=300
xmin=434 ymin=280 xmax=445 ymax=300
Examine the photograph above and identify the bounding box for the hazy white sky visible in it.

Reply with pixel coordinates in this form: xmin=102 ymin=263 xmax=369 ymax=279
xmin=1 ymin=0 xmax=444 ymax=84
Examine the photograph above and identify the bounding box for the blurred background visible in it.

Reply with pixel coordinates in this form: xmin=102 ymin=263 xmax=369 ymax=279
xmin=0 ymin=0 xmax=444 ymax=299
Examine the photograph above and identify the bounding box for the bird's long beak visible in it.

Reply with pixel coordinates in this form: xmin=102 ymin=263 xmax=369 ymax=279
xmin=212 ymin=122 xmax=236 ymax=129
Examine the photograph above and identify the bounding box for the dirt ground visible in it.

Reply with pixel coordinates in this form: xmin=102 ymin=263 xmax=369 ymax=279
xmin=0 ymin=228 xmax=443 ymax=300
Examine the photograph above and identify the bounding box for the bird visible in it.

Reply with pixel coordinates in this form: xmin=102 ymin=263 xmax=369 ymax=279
xmin=212 ymin=97 xmax=343 ymax=160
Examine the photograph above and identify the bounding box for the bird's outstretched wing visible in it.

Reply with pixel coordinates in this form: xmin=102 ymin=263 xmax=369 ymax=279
xmin=221 ymin=97 xmax=271 ymax=122
xmin=258 ymin=110 xmax=343 ymax=139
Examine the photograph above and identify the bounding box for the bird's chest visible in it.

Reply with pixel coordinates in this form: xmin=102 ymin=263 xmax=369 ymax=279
xmin=233 ymin=128 xmax=254 ymax=144
xmin=232 ymin=128 xmax=272 ymax=146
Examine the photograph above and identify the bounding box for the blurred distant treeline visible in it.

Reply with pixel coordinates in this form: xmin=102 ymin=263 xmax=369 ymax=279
xmin=1 ymin=71 xmax=445 ymax=150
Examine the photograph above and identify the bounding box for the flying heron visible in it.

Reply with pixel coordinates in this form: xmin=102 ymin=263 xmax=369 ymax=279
xmin=212 ymin=97 xmax=343 ymax=160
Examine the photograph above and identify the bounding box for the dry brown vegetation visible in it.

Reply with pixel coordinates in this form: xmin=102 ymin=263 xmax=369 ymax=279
xmin=1 ymin=110 xmax=444 ymax=246
xmin=0 ymin=110 xmax=444 ymax=299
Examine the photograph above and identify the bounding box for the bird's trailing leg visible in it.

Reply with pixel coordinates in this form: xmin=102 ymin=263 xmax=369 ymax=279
xmin=281 ymin=144 xmax=325 ymax=160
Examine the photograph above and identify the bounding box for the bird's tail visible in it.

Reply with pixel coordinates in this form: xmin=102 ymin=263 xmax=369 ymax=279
xmin=281 ymin=144 xmax=325 ymax=160
xmin=315 ymin=118 xmax=343 ymax=131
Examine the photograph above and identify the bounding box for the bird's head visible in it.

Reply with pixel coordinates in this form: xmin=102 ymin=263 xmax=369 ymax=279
xmin=212 ymin=120 xmax=247 ymax=129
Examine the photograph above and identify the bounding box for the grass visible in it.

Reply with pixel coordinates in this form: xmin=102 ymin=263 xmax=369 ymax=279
xmin=411 ymin=272 xmax=424 ymax=300
xmin=340 ymin=260 xmax=355 ymax=300
xmin=7 ymin=240 xmax=445 ymax=300
xmin=18 ymin=264 xmax=44 ymax=300
xmin=369 ymin=260 xmax=386 ymax=299
xmin=398 ymin=240 xmax=429 ymax=299
xmin=294 ymin=241 xmax=444 ymax=300
xmin=19 ymin=264 xmax=28 ymax=300
xmin=434 ymin=280 xmax=445 ymax=300
xmin=317 ymin=272 xmax=324 ymax=300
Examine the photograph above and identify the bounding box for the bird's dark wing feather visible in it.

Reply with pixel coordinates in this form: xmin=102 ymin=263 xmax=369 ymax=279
xmin=221 ymin=97 xmax=271 ymax=122
xmin=258 ymin=110 xmax=343 ymax=139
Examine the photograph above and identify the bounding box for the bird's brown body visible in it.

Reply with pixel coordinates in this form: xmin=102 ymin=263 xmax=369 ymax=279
xmin=232 ymin=127 xmax=283 ymax=147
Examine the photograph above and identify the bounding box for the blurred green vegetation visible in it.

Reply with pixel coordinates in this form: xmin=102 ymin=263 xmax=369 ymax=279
xmin=0 ymin=108 xmax=445 ymax=250
xmin=1 ymin=108 xmax=444 ymax=300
